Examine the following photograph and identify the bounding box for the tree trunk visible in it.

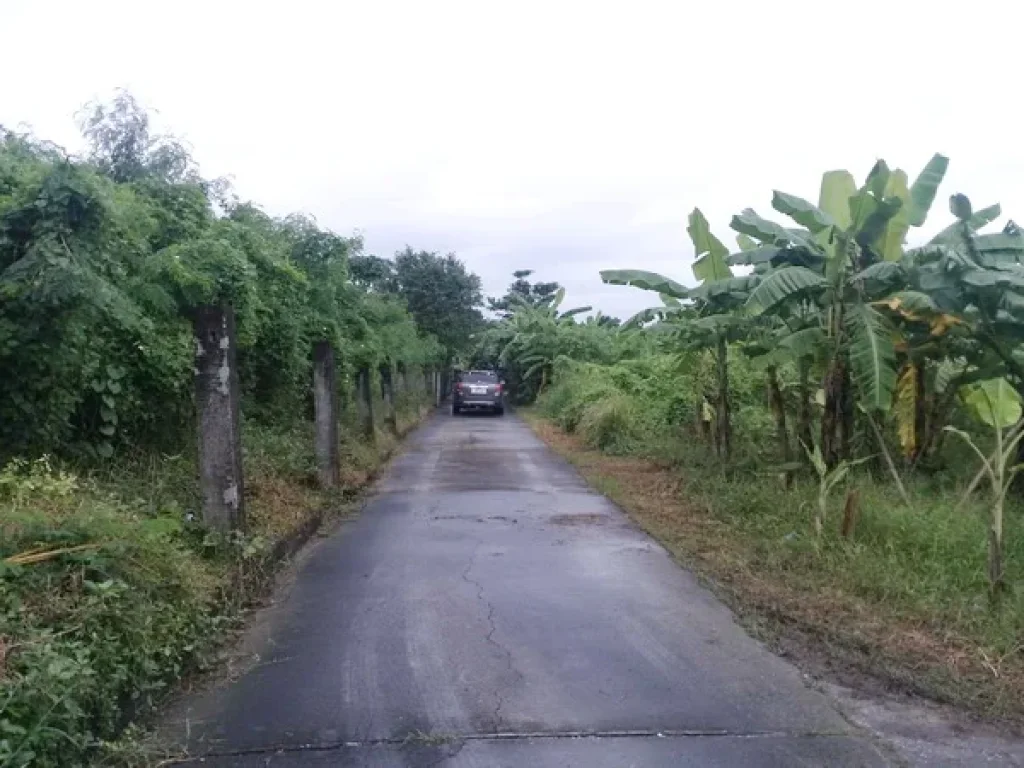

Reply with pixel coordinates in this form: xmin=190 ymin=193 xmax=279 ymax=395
xmin=715 ymin=335 xmax=731 ymax=462
xmin=797 ymin=357 xmax=814 ymax=455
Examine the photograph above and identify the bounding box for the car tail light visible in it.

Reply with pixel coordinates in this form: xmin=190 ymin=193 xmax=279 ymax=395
xmin=495 ymin=383 xmax=503 ymax=395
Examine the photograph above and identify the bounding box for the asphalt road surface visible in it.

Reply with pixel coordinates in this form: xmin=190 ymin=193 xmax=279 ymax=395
xmin=165 ymin=410 xmax=895 ymax=766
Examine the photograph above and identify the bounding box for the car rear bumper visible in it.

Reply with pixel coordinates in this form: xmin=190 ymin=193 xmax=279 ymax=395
xmin=456 ymin=399 xmax=501 ymax=409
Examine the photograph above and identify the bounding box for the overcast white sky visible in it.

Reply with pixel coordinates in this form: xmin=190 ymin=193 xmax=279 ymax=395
xmin=4 ymin=0 xmax=1023 ymax=319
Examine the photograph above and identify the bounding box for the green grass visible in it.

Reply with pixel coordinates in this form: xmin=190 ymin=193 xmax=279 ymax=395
xmin=685 ymin=460 xmax=1022 ymax=644
xmin=0 ymin=458 xmax=224 ymax=768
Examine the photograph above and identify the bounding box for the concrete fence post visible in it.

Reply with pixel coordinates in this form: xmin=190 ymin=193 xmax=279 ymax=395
xmin=380 ymin=363 xmax=398 ymax=434
xmin=434 ymin=370 xmax=442 ymax=407
xmin=194 ymin=305 xmax=245 ymax=532
xmin=359 ymin=365 xmax=376 ymax=442
xmin=312 ymin=341 xmax=340 ymax=489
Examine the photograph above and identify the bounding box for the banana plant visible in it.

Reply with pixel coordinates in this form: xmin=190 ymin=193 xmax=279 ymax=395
xmin=804 ymin=440 xmax=870 ymax=540
xmin=904 ymin=196 xmax=1024 ymax=380
xmin=489 ymin=288 xmax=592 ymax=398
xmin=945 ymin=377 xmax=1024 ymax=597
xmin=742 ymin=314 xmax=826 ymax=466
xmin=732 ymin=232 xmax=829 ymax=464
xmin=602 ymin=208 xmax=755 ymax=460
xmin=738 ymin=154 xmax=950 ymax=467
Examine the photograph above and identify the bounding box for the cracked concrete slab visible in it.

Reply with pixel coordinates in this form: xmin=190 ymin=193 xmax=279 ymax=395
xmin=180 ymin=733 xmax=889 ymax=767
xmin=158 ymin=410 xmax=1019 ymax=766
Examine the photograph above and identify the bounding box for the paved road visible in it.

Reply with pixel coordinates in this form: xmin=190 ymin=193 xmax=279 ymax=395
xmin=166 ymin=411 xmax=893 ymax=766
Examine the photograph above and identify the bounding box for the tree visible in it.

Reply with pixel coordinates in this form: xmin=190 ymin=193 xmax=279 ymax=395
xmin=487 ymin=269 xmax=561 ymax=318
xmin=392 ymin=247 xmax=484 ymax=358
xmin=78 ymin=90 xmax=198 ymax=184
xmin=0 ymin=95 xmax=466 ymax=460
xmin=473 ymin=288 xmax=595 ymax=401
xmin=348 ymin=252 xmax=397 ymax=293
xmin=603 ymin=208 xmax=757 ymax=460
xmin=736 ymin=155 xmax=951 ymax=467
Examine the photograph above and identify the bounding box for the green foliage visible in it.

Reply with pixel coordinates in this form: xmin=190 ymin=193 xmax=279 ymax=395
xmin=390 ymin=247 xmax=483 ymax=359
xmin=0 ymin=93 xmax=469 ymax=765
xmin=78 ymin=90 xmax=199 ymax=185
xmin=804 ymin=441 xmax=869 ymax=537
xmin=486 ymin=269 xmax=561 ymax=318
xmin=744 ymin=266 xmax=826 ymax=315
xmin=599 ymin=269 xmax=689 ymax=299
xmin=687 ymin=208 xmax=732 ymax=282
xmin=845 ymin=304 xmax=897 ymax=412
xmin=0 ymin=99 xmax=448 ymax=460
xmin=960 ymin=378 xmax=1023 ymax=428
xmin=473 ymin=284 xmax=652 ymax=404
xmin=537 ymin=353 xmax=767 ymax=453
xmin=0 ymin=459 xmax=223 ymax=767
xmin=580 ymin=151 xmax=1024 ymax=605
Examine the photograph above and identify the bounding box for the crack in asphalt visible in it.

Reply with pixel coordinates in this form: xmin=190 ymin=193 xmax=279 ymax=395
xmin=459 ymin=547 xmax=524 ymax=729
xmin=422 ymin=740 xmax=467 ymax=768
xmin=167 ymin=728 xmax=859 ymax=764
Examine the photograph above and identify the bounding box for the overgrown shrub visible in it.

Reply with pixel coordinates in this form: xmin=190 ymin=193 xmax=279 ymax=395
xmin=577 ymin=394 xmax=640 ymax=452
xmin=0 ymin=459 xmax=223 ymax=767
xmin=539 ymin=352 xmax=775 ymax=457
xmin=0 ymin=118 xmax=445 ymax=464
xmin=0 ymin=94 xmax=459 ymax=767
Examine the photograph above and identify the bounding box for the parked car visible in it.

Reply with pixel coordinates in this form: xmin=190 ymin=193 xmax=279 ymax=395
xmin=452 ymin=370 xmax=504 ymax=415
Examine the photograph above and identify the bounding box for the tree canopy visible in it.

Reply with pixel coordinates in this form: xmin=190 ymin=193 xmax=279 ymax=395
xmin=390 ymin=246 xmax=484 ymax=359
xmin=487 ymin=269 xmax=561 ymax=318
xmin=0 ymin=95 xmax=478 ymax=459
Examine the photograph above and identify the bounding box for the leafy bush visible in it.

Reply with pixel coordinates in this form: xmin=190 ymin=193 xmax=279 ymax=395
xmin=0 ymin=459 xmax=223 ymax=767
xmin=0 ymin=115 xmax=446 ymax=464
xmin=0 ymin=93 xmax=457 ymax=765
xmin=538 ymin=351 xmax=775 ymax=457
xmin=577 ymin=394 xmax=640 ymax=452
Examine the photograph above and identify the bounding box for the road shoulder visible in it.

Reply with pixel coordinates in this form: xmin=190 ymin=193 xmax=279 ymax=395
xmin=522 ymin=411 xmax=1024 ymax=767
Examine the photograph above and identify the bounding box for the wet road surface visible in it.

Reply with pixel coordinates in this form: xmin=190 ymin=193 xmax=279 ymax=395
xmin=165 ymin=410 xmax=893 ymax=766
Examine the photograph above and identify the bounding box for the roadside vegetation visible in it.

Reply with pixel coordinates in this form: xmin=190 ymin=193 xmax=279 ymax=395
xmin=0 ymin=93 xmax=484 ymax=767
xmin=481 ymin=157 xmax=1024 ymax=723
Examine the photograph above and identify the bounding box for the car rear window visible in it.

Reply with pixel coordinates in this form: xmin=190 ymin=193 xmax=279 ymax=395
xmin=458 ymin=371 xmax=499 ymax=384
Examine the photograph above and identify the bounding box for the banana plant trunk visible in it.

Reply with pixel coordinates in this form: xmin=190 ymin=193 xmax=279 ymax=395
xmin=908 ymin=361 xmax=927 ymax=465
xmin=821 ymin=354 xmax=852 ymax=469
xmin=916 ymin=389 xmax=955 ymax=467
xmin=694 ymin=396 xmax=711 ymax=442
xmin=767 ymin=365 xmax=791 ymax=464
xmin=715 ymin=335 xmax=731 ymax=462
xmin=1014 ymin=419 xmax=1024 ymax=494
xmin=989 ymin=508 xmax=1004 ymax=597
xmin=797 ymin=358 xmax=814 ymax=455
